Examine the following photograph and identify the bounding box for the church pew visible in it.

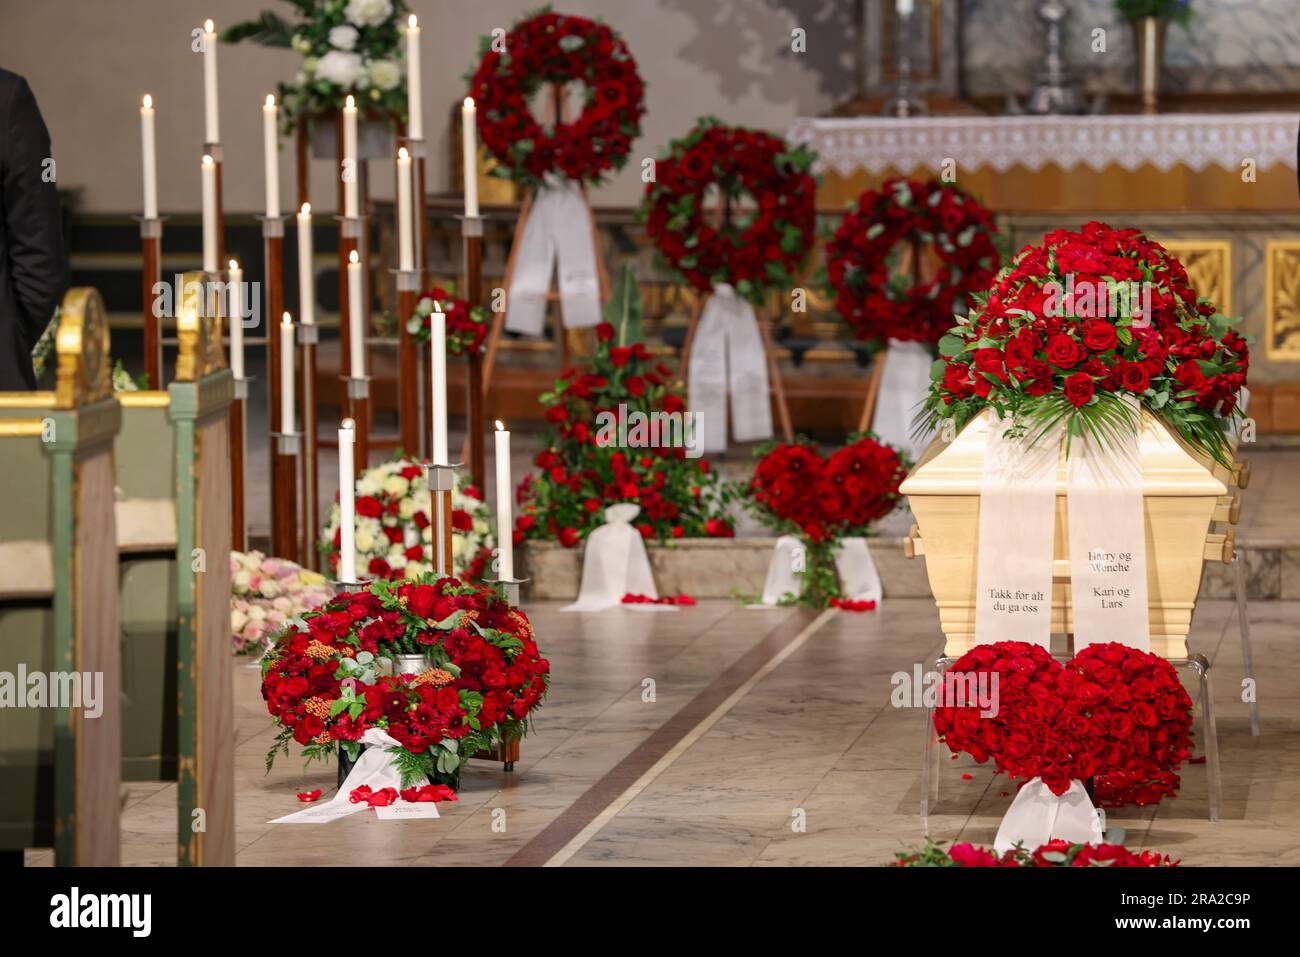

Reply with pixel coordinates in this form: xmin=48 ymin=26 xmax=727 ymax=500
xmin=169 ymin=272 xmax=236 ymax=866
xmin=0 ymin=288 xmax=122 ymax=865
xmin=114 ymin=390 xmax=180 ymax=781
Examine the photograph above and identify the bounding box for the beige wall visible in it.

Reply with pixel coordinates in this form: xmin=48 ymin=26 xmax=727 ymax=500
xmin=0 ymin=0 xmax=837 ymax=214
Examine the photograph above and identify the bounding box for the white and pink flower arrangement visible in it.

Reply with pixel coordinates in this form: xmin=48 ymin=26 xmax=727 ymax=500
xmin=230 ymin=550 xmax=333 ymax=654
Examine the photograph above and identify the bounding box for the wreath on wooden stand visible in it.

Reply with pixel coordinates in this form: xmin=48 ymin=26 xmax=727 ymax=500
xmin=641 ymin=117 xmax=819 ymax=445
xmin=825 ymin=178 xmax=1000 ymax=431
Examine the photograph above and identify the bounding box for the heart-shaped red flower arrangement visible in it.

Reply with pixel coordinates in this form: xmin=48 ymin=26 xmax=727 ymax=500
xmin=934 ymin=641 xmax=1194 ymax=807
xmin=747 ymin=435 xmax=907 ymax=543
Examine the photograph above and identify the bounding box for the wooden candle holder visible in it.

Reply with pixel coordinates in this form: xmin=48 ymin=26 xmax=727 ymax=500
xmin=262 ymin=215 xmax=287 ymax=550
xmin=205 ymin=142 xmax=226 ymax=269
xmin=338 ymin=216 xmax=365 ymax=414
xmin=344 ymin=376 xmax=371 ymax=479
xmin=461 ymin=215 xmax=487 ymax=489
xmin=397 ymin=270 xmax=421 ymax=456
xmin=138 ymin=216 xmax=164 ymax=388
xmin=298 ymin=325 xmax=320 ymax=570
xmin=271 ymin=431 xmax=301 ymax=562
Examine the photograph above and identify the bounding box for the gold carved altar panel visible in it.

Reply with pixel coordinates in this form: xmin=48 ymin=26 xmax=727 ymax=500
xmin=1266 ymin=241 xmax=1300 ymax=361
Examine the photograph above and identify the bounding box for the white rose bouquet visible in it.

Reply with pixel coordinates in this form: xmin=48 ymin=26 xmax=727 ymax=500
xmin=320 ymin=456 xmax=496 ymax=583
xmin=224 ymin=0 xmax=409 ymax=129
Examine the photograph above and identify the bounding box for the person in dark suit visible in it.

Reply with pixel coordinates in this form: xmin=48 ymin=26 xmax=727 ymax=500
xmin=0 ymin=68 xmax=65 ymax=391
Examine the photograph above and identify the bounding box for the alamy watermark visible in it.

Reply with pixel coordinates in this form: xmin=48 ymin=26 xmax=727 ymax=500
xmin=594 ymin=402 xmax=703 ymax=459
xmin=0 ymin=667 xmax=103 ymax=718
xmin=891 ymin=664 xmax=999 ymax=718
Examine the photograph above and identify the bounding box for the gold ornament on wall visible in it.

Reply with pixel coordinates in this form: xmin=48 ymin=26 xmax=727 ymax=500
xmin=1265 ymin=241 xmax=1300 ymax=361
xmin=1160 ymin=240 xmax=1232 ymax=316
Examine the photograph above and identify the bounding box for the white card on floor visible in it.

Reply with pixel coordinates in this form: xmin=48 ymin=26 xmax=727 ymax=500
xmin=375 ymin=802 xmax=440 ymax=821
xmin=269 ymin=800 xmax=369 ymax=825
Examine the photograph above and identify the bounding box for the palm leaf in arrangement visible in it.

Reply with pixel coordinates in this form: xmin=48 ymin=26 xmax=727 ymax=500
xmin=606 ymin=262 xmax=644 ymax=347
xmin=221 ymin=11 xmax=295 ymax=47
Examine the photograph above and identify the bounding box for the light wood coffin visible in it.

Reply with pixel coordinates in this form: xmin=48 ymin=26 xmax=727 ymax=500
xmin=900 ymin=408 xmax=1229 ymax=659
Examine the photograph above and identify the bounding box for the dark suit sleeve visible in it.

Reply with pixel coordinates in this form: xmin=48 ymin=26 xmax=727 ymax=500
xmin=2 ymin=76 xmax=65 ymax=348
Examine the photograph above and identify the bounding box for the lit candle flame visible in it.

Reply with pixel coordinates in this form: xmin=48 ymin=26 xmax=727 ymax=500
xmin=204 ymin=19 xmax=214 ymax=33
xmin=433 ymin=300 xmax=442 ymax=313
xmin=398 ymin=146 xmax=409 ymax=161
xmin=229 ymin=259 xmax=238 ymax=271
xmin=463 ymin=96 xmax=475 ymax=111
xmin=265 ymin=94 xmax=276 ymax=108
xmin=282 ymin=312 xmax=292 ymax=326
xmin=342 ymin=418 xmax=356 ymax=431
xmin=142 ymin=94 xmax=153 ymax=109
xmin=495 ymin=420 xmax=506 ymax=431
xmin=300 ymin=202 xmax=310 ymax=215
xmin=349 ymin=249 xmax=359 ymax=265
xmin=408 ymin=14 xmax=418 ymax=29
xmin=345 ymin=94 xmax=355 ymax=110
xmin=202 ymin=154 xmax=214 ymax=167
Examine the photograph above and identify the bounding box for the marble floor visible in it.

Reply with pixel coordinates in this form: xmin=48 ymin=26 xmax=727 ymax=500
xmin=25 ymin=595 xmax=1300 ymax=867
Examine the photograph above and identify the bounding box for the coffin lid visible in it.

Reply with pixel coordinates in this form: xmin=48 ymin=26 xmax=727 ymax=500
xmin=899 ymin=407 xmax=1227 ymax=497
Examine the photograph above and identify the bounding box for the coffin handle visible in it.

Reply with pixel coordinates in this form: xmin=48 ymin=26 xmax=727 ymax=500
xmin=1234 ymin=458 xmax=1250 ymax=490
xmin=1204 ymin=530 xmax=1235 ymax=564
xmin=1213 ymin=491 xmax=1242 ymax=525
xmin=903 ymin=525 xmax=923 ymax=560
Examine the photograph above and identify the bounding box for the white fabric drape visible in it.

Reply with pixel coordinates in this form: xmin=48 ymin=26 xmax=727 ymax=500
xmin=505 ymin=180 xmax=602 ymax=336
xmin=870 ymin=339 xmax=933 ymax=463
xmin=688 ymin=284 xmax=772 ymax=454
xmin=974 ymin=413 xmax=1059 ymax=647
xmin=760 ymin=534 xmax=804 ymax=605
xmin=993 ymin=778 xmax=1104 ymax=854
xmin=1066 ymin=399 xmax=1150 ymax=652
xmin=758 ymin=535 xmax=882 ymax=606
xmin=833 ymin=537 xmax=882 ymax=604
xmin=561 ymin=504 xmax=664 ymax=612
xmin=269 ymin=728 xmax=430 ymax=824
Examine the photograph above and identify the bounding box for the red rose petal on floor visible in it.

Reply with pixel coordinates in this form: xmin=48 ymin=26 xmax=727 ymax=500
xmin=297 ymin=789 xmax=322 ymax=802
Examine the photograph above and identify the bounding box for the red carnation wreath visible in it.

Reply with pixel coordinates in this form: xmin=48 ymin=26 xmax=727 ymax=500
xmin=262 ymin=576 xmax=550 ymax=790
xmin=642 ymin=117 xmax=818 ymax=305
xmin=406 ymin=286 xmax=488 ymax=356
xmin=826 ymin=178 xmax=1000 ymax=344
xmin=467 ymin=10 xmax=646 ymax=186
xmin=934 ymin=641 xmax=1194 ymax=807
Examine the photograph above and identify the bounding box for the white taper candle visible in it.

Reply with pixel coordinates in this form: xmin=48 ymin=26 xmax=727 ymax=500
xmin=280 ymin=312 xmax=295 ymax=435
xmin=140 ymin=95 xmax=157 ymax=220
xmin=406 ymin=16 xmax=422 ymax=141
xmin=297 ymin=203 xmax=314 ymax=326
xmin=494 ymin=420 xmax=513 ymax=581
xmin=203 ymin=19 xmax=219 ymax=143
xmin=338 ymin=419 xmax=357 ymax=583
xmin=263 ymin=94 xmax=279 ymax=219
xmin=462 ymin=97 xmax=479 ymax=219
xmin=201 ymin=155 xmax=217 ymax=273
xmin=228 ymin=259 xmax=243 ymax=379
xmin=342 ymin=95 xmax=358 ymax=219
xmin=431 ymin=302 xmax=447 ymax=464
xmin=348 ymin=250 xmax=365 ymax=377
xmin=396 ymin=147 xmax=413 ymax=272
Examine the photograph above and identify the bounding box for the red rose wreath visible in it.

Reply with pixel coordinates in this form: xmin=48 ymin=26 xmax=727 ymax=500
xmin=743 ymin=434 xmax=908 ymax=606
xmin=467 ymin=10 xmax=645 ymax=186
xmin=642 ymin=117 xmax=818 ymax=306
xmin=826 ymin=178 xmax=1000 ymax=344
xmin=934 ymin=641 xmax=1194 ymax=807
